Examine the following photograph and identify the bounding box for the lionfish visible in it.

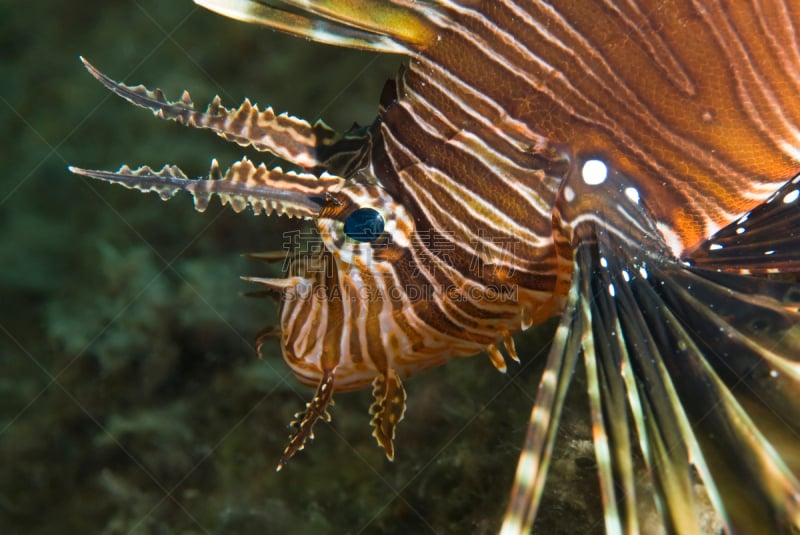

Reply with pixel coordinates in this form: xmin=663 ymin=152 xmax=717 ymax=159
xmin=70 ymin=0 xmax=800 ymax=533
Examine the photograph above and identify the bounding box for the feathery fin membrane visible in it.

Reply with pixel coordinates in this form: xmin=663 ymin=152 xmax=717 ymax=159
xmin=684 ymin=174 xmax=800 ymax=275
xmin=503 ymin=169 xmax=800 ymax=534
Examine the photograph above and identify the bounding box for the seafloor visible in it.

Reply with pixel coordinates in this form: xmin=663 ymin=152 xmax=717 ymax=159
xmin=1 ymin=2 xmax=603 ymax=533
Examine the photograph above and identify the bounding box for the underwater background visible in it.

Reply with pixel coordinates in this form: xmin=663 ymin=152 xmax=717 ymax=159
xmin=1 ymin=2 xmax=601 ymax=533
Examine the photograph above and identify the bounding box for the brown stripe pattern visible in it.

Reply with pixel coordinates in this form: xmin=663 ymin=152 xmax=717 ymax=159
xmin=71 ymin=1 xmax=800 ymax=533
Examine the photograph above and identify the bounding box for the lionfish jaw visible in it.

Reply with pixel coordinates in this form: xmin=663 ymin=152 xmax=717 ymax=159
xmin=68 ymin=158 xmax=345 ymax=219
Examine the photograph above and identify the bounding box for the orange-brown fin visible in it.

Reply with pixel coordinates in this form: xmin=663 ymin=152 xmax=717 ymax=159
xmin=369 ymin=369 xmax=407 ymax=461
xmin=277 ymin=368 xmax=336 ymax=471
xmin=194 ymin=0 xmax=438 ymax=54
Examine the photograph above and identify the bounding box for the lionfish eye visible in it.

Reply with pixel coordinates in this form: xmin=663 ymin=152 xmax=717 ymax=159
xmin=343 ymin=207 xmax=385 ymax=243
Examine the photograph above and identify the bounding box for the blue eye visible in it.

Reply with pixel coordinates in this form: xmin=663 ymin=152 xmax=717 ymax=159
xmin=343 ymin=207 xmax=385 ymax=242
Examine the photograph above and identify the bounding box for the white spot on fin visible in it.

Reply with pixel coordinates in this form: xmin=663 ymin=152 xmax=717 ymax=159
xmin=582 ymin=159 xmax=607 ymax=185
xmin=656 ymin=222 xmax=684 ymax=256
xmin=624 ymin=187 xmax=640 ymax=204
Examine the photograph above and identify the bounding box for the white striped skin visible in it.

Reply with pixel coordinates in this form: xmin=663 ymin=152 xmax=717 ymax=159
xmin=391 ymin=0 xmax=800 ymax=252
xmin=183 ymin=0 xmax=800 ymax=368
xmin=277 ymin=181 xmax=557 ymax=391
xmin=77 ymin=0 xmax=800 ymax=532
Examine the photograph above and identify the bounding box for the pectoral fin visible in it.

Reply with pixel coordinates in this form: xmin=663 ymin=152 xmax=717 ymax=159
xmin=503 ymin=170 xmax=800 ymax=534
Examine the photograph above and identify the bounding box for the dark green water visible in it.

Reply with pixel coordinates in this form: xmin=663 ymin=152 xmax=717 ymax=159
xmin=0 ymin=3 xmax=593 ymax=533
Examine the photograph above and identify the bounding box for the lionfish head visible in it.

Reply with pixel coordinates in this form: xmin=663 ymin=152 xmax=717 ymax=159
xmin=68 ymin=50 xmax=530 ymax=468
xmin=67 ymin=59 xmax=417 ymax=467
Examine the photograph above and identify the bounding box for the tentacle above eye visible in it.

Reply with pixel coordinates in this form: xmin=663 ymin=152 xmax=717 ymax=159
xmin=80 ymin=57 xmax=344 ymax=171
xmin=69 ymin=157 xmax=345 ymax=219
